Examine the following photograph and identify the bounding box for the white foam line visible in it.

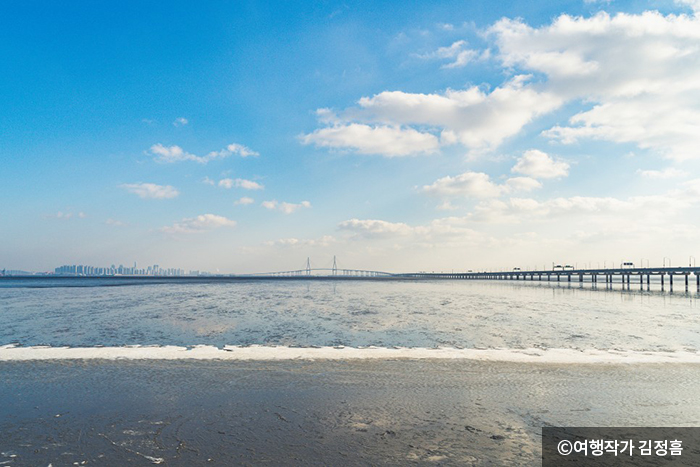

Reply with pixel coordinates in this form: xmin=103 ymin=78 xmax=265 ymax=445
xmin=0 ymin=344 xmax=699 ymax=363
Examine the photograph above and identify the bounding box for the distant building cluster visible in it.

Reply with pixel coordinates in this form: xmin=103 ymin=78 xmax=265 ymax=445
xmin=52 ymin=263 xmax=211 ymax=277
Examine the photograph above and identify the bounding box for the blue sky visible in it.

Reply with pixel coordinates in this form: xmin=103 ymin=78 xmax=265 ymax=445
xmin=3 ymin=0 xmax=700 ymax=273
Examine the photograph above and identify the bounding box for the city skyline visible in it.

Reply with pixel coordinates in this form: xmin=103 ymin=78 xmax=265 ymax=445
xmin=3 ymin=254 xmax=698 ymax=277
xmin=3 ymin=0 xmax=700 ymax=274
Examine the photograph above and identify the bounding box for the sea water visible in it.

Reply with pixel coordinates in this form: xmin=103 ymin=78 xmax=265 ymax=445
xmin=1 ymin=277 xmax=699 ymax=358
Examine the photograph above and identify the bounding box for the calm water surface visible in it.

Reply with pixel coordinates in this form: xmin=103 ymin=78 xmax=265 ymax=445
xmin=1 ymin=277 xmax=699 ymax=351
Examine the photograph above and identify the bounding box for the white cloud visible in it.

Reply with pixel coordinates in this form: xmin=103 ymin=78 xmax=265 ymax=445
xmin=261 ymin=200 xmax=311 ymax=214
xmin=120 ymin=183 xmax=179 ymax=199
xmin=422 ymin=172 xmax=502 ymax=198
xmin=421 ymin=171 xmax=540 ymax=198
xmin=338 ymin=219 xmax=414 ymax=238
xmin=419 ymin=40 xmax=479 ymax=68
xmin=637 ymin=167 xmax=688 ymax=179
xmin=160 ymin=214 xmax=236 ymax=234
xmin=149 ymin=144 xmax=198 ymax=163
xmin=173 ymin=117 xmax=188 ymax=127
xmin=489 ymin=11 xmax=700 ymax=160
xmin=511 ymin=149 xmax=570 ymax=179
xmin=303 ymin=76 xmax=562 ymax=156
xmin=676 ymin=0 xmax=700 ymax=13
xmin=218 ymin=178 xmax=264 ymax=190
xmin=149 ymin=143 xmax=259 ymax=164
xmin=301 ymin=124 xmax=440 ymax=157
xmin=265 ymin=235 xmax=336 ymax=248
xmin=304 ymin=11 xmax=700 ymax=160
xmin=436 ymin=200 xmax=458 ymax=211
xmin=467 ymin=180 xmax=700 ymax=224
xmin=504 ymin=177 xmax=542 ymax=192
xmin=337 ymin=217 xmax=485 ymax=243
xmin=225 ymin=143 xmax=259 ymax=157
xmin=235 ymin=196 xmax=255 ymax=205
xmin=202 ymin=177 xmax=216 ymax=186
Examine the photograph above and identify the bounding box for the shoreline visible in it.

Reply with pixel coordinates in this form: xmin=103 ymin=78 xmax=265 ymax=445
xmin=2 ymin=344 xmax=700 ymax=363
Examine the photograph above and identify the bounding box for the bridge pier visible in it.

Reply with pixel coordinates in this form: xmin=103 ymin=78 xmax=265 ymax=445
xmin=686 ymin=274 xmax=689 ymax=292
xmin=579 ymin=274 xmax=583 ymax=283
xmin=670 ymin=274 xmax=673 ymax=290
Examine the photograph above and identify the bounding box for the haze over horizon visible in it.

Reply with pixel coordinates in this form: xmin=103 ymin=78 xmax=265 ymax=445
xmin=3 ymin=0 xmax=700 ymax=274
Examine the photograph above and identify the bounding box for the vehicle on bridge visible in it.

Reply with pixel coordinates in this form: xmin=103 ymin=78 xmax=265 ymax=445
xmin=621 ymin=262 xmax=635 ymax=268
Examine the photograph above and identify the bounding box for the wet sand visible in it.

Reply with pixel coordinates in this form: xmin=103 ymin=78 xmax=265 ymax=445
xmin=2 ymin=360 xmax=700 ymax=466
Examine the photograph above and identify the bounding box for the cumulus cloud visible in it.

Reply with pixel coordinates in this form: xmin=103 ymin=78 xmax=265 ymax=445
xmin=261 ymin=200 xmax=311 ymax=214
xmin=489 ymin=11 xmax=700 ymax=160
xmin=511 ymin=149 xmax=570 ymax=179
xmin=235 ymin=196 xmax=255 ymax=205
xmin=504 ymin=177 xmax=543 ymax=192
xmin=421 ymin=171 xmax=540 ymax=198
xmin=305 ymin=10 xmax=700 ymax=160
xmin=160 ymin=214 xmax=236 ymax=234
xmin=302 ymin=75 xmax=561 ymax=156
xmin=120 ymin=183 xmax=179 ymax=199
xmin=149 ymin=143 xmax=259 ymax=164
xmin=301 ymin=124 xmax=440 ymax=157
xmin=338 ymin=219 xmax=414 ymax=238
xmin=467 ymin=180 xmax=700 ymax=224
xmin=218 ymin=178 xmax=264 ymax=190
xmin=173 ymin=117 xmax=188 ymax=127
xmin=337 ymin=217 xmax=486 ymax=244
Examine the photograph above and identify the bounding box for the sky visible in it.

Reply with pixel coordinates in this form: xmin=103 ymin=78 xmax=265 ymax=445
xmin=3 ymin=0 xmax=700 ymax=273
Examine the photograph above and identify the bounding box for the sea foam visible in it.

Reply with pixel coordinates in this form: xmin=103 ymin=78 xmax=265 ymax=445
xmin=1 ymin=344 xmax=699 ymax=363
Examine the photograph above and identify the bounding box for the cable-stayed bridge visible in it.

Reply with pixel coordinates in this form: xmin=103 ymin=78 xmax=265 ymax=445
xmin=239 ymin=257 xmax=700 ymax=291
xmin=241 ymin=257 xmax=395 ymax=278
